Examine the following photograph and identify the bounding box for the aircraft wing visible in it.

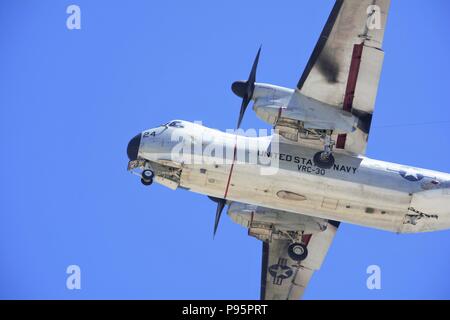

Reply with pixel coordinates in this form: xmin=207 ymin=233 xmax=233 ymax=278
xmin=260 ymin=221 xmax=340 ymax=300
xmin=261 ymin=222 xmax=339 ymax=300
xmin=278 ymin=0 xmax=390 ymax=155
xmin=227 ymin=203 xmax=340 ymax=299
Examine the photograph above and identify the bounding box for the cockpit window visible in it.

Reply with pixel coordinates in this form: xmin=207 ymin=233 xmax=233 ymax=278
xmin=143 ymin=124 xmax=167 ymax=137
xmin=168 ymin=121 xmax=184 ymax=128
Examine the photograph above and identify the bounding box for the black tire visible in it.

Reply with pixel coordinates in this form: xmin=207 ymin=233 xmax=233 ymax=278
xmin=141 ymin=178 xmax=153 ymax=186
xmin=313 ymin=151 xmax=335 ymax=169
xmin=288 ymin=243 xmax=308 ymax=261
xmin=142 ymin=169 xmax=154 ymax=180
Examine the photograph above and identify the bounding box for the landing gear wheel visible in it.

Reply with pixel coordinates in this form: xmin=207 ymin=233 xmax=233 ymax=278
xmin=141 ymin=170 xmax=154 ymax=186
xmin=141 ymin=178 xmax=153 ymax=186
xmin=288 ymin=243 xmax=308 ymax=261
xmin=142 ymin=170 xmax=154 ymax=180
xmin=313 ymin=151 xmax=335 ymax=169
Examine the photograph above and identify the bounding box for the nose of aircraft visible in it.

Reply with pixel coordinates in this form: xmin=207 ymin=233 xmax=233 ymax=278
xmin=127 ymin=133 xmax=141 ymax=161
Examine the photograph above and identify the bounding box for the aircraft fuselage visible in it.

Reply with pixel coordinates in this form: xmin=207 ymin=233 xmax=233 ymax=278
xmin=129 ymin=120 xmax=450 ymax=234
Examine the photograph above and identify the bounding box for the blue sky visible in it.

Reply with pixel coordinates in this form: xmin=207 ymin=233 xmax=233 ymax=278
xmin=1 ymin=0 xmax=450 ymax=299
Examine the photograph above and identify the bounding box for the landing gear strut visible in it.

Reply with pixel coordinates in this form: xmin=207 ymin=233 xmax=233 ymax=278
xmin=313 ymin=130 xmax=335 ymax=169
xmin=287 ymin=242 xmax=308 ymax=261
xmin=141 ymin=169 xmax=154 ymax=186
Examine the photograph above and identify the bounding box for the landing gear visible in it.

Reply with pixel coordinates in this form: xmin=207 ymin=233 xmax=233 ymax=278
xmin=142 ymin=169 xmax=154 ymax=180
xmin=287 ymin=242 xmax=308 ymax=261
xmin=141 ymin=169 xmax=154 ymax=186
xmin=313 ymin=151 xmax=335 ymax=169
xmin=141 ymin=178 xmax=153 ymax=186
xmin=313 ymin=130 xmax=335 ymax=169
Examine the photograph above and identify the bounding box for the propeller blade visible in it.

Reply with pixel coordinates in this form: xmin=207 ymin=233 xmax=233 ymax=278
xmin=232 ymin=46 xmax=262 ymax=129
xmin=247 ymin=46 xmax=261 ymax=93
xmin=208 ymin=196 xmax=222 ymax=203
xmin=237 ymin=95 xmax=250 ymax=129
xmin=213 ymin=199 xmax=226 ymax=237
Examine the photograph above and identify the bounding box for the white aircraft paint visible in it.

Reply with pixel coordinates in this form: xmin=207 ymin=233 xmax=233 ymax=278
xmin=133 ymin=120 xmax=450 ymax=234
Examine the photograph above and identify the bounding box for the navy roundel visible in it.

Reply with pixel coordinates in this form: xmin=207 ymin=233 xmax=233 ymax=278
xmin=399 ymin=170 xmax=424 ymax=182
xmin=268 ymin=264 xmax=293 ymax=280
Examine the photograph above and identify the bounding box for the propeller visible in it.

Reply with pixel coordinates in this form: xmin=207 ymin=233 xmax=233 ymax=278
xmin=231 ymin=46 xmax=261 ymax=128
xmin=208 ymin=196 xmax=226 ymax=237
xmin=209 ymin=47 xmax=261 ymax=236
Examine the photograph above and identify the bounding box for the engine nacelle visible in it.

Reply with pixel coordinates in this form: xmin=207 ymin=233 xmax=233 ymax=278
xmin=227 ymin=202 xmax=329 ymax=240
xmin=251 ymin=83 xmax=291 ymax=126
xmin=251 ymin=83 xmax=358 ymax=133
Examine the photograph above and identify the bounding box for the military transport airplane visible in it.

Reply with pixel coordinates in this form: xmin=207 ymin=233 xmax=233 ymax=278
xmin=126 ymin=0 xmax=450 ymax=299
